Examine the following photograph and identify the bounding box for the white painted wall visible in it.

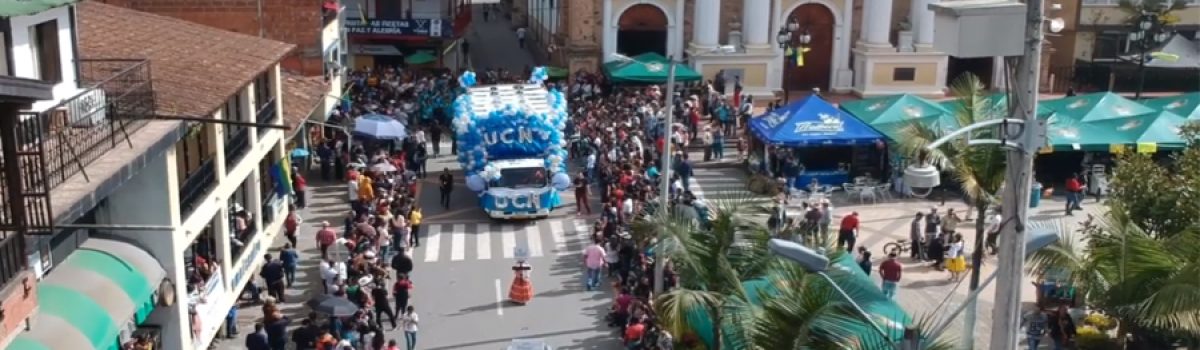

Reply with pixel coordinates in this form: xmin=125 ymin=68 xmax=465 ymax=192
xmin=7 ymin=6 xmax=81 ymax=112
xmin=97 ymin=150 xmax=188 ymax=350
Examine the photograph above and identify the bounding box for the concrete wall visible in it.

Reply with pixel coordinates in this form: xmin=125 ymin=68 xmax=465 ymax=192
xmin=7 ymin=6 xmax=82 ymax=112
xmin=98 ymin=149 xmax=186 ymax=350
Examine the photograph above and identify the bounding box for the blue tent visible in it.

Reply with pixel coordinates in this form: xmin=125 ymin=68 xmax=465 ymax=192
xmin=749 ymin=95 xmax=884 ymax=146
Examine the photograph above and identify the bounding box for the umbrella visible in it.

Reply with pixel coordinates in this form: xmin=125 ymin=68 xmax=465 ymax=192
xmin=306 ymin=294 xmax=360 ymax=317
xmin=370 ymin=162 xmax=398 ymax=173
xmin=354 ymin=115 xmax=407 ymax=140
xmin=405 ymin=51 xmax=437 ymax=65
xmin=290 ymin=148 xmax=311 ymax=158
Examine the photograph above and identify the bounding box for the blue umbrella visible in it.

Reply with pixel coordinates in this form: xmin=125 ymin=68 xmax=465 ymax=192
xmin=290 ymin=148 xmax=311 ymax=158
xmin=353 ymin=114 xmax=407 ymax=140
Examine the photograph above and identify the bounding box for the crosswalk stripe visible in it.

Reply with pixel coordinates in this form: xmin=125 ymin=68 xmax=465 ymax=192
xmin=549 ymin=220 xmax=567 ymax=254
xmin=424 ymin=225 xmax=442 ymax=262
xmin=450 ymin=224 xmax=466 ymax=261
xmin=501 ymin=224 xmax=517 ymax=259
xmin=476 ymin=224 xmax=492 ymax=260
xmin=525 ymin=223 xmax=544 ymax=257
xmin=570 ymin=219 xmax=591 ymax=253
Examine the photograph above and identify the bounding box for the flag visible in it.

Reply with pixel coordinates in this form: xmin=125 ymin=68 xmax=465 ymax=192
xmin=357 ymin=1 xmax=368 ymax=25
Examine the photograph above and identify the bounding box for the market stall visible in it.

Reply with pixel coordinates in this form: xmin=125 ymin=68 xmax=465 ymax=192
xmin=1143 ymin=92 xmax=1200 ymax=120
xmin=748 ymin=95 xmax=885 ymax=190
xmin=839 ymin=94 xmax=954 ymax=142
xmin=602 ymin=52 xmax=703 ymax=84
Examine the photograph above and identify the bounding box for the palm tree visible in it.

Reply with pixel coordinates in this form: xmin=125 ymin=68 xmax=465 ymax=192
xmin=896 ymin=72 xmax=1009 ymax=349
xmin=1027 ymin=207 xmax=1200 ymax=347
xmin=639 ymin=199 xmax=959 ymax=349
xmin=1117 ymin=0 xmax=1186 ymax=26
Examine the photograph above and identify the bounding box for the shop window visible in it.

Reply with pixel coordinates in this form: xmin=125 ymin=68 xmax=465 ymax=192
xmin=893 ymin=67 xmax=916 ymax=82
xmin=229 ymin=182 xmax=257 ymax=263
xmin=175 ymin=123 xmax=215 ymax=179
xmin=184 ymin=225 xmax=219 ymax=296
xmin=1092 ymin=31 xmax=1132 ymax=61
xmin=254 ymin=73 xmax=273 ymax=110
xmin=224 ymin=94 xmax=246 ymax=140
xmin=29 ymin=20 xmax=61 ymax=83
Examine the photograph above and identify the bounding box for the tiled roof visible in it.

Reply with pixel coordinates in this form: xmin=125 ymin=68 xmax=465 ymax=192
xmin=282 ymin=73 xmax=328 ymax=131
xmin=76 ymin=1 xmax=296 ymax=117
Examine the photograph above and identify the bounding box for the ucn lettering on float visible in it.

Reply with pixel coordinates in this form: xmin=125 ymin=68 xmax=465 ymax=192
xmin=482 ymin=127 xmax=552 ymax=146
xmin=492 ymin=192 xmax=544 ymax=210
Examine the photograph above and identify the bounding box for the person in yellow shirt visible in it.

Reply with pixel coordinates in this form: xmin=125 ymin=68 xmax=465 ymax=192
xmin=358 ymin=175 xmax=375 ymax=203
xmin=408 ymin=207 xmax=423 ymax=247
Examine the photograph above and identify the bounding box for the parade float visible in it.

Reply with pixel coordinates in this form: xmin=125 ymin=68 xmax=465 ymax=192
xmin=453 ymin=67 xmax=571 ymax=219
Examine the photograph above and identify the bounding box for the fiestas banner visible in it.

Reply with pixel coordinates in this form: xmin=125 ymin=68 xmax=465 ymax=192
xmin=345 ymin=18 xmax=453 ymax=39
xmin=480 ymin=187 xmax=560 ymax=212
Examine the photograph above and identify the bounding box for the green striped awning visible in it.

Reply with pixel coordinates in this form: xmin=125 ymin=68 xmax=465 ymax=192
xmin=8 ymin=239 xmax=166 ymax=350
xmin=0 ymin=0 xmax=78 ymax=18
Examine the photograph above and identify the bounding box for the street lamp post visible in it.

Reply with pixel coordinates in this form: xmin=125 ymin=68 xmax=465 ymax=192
xmin=776 ymin=17 xmax=810 ymax=103
xmin=1129 ymin=12 xmax=1172 ymax=99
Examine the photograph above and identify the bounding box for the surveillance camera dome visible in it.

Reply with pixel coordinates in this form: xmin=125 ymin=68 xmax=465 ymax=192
xmin=903 ymin=163 xmax=941 ymax=198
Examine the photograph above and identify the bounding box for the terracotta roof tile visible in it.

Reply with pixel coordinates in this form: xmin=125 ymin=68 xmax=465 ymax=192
xmin=282 ymin=73 xmax=328 ymax=131
xmin=76 ymin=1 xmax=296 ymax=117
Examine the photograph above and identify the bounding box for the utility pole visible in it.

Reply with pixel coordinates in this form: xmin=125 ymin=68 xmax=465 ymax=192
xmin=989 ymin=0 xmax=1045 ymax=347
xmin=654 ymin=58 xmax=678 ymax=295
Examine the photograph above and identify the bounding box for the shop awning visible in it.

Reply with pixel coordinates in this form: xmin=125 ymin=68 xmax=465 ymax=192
xmin=1040 ymin=92 xmax=1184 ymax=151
xmin=1143 ymin=92 xmax=1200 ymax=120
xmin=404 ymin=51 xmax=437 ymax=65
xmin=8 ymin=239 xmax=166 ymax=350
xmin=839 ymin=94 xmax=954 ymax=141
xmin=603 ymin=52 xmax=703 ymax=84
xmin=0 ymin=0 xmax=77 ymax=17
xmin=750 ymin=95 xmax=884 ymax=146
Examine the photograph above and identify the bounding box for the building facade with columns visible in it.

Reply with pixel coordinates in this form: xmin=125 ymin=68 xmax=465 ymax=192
xmin=515 ymin=0 xmax=1023 ymax=98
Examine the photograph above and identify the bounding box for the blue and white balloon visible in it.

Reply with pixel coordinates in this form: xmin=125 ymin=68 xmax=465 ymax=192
xmin=458 ymin=71 xmax=477 ymax=88
xmin=465 ymin=175 xmax=487 ymax=192
xmin=551 ymin=172 xmax=572 ymax=191
xmin=530 ymin=66 xmax=548 ymax=85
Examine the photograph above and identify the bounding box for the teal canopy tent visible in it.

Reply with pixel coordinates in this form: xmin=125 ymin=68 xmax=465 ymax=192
xmin=603 ymin=52 xmax=703 ymax=84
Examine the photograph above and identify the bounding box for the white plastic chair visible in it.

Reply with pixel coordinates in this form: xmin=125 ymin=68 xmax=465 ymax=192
xmin=857 ymin=185 xmax=878 ymax=204
xmin=876 ymin=183 xmax=893 ymax=201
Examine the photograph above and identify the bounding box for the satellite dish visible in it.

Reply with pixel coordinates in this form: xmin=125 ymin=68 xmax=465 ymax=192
xmin=1048 ymin=18 xmax=1065 ymax=34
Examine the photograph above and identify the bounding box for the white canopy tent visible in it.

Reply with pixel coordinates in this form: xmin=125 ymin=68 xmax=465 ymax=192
xmin=1146 ymin=35 xmax=1200 ymax=69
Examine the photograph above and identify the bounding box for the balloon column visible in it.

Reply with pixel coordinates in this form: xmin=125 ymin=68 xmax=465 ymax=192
xmin=453 ymin=68 xmax=572 ymax=194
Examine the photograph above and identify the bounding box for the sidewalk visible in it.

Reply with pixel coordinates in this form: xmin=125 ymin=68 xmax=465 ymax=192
xmin=465 ymin=5 xmax=536 ymax=73
xmin=211 ymin=178 xmax=370 ymax=349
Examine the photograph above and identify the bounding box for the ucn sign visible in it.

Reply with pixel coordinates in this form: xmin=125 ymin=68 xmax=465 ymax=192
xmin=492 ymin=192 xmax=542 ymax=210
xmin=482 ymin=126 xmax=551 ymax=146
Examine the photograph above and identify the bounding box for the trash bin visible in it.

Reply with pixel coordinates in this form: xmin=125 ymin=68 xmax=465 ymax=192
xmin=1030 ymin=183 xmax=1043 ymax=208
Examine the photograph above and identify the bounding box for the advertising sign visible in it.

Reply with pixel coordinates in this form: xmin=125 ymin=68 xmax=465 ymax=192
xmin=345 ymin=18 xmax=452 ymax=39
xmin=189 ymin=270 xmax=225 ymax=350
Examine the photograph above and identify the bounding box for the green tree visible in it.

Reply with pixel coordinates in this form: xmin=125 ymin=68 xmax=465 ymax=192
xmin=1107 ymin=123 xmax=1200 ymax=238
xmin=897 ymin=73 xmax=1009 ymax=349
xmin=1117 ymin=0 xmax=1187 ymax=26
xmin=1028 ymin=123 xmax=1200 ymax=347
xmin=638 ymin=199 xmax=958 ymax=349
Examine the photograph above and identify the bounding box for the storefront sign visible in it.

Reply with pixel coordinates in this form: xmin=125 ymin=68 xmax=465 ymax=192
xmin=345 ymin=18 xmax=452 ymax=39
xmin=189 ymin=270 xmax=225 ymax=349
xmin=231 ymin=239 xmax=264 ymax=289
xmin=794 ymin=113 xmax=846 ymax=135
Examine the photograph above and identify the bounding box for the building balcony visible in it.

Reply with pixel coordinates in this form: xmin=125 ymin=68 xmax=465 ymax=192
xmin=256 ymin=97 xmax=278 ymax=138
xmin=178 ymin=160 xmax=217 ymax=218
xmin=225 ymin=128 xmax=251 ymax=171
xmin=0 ymin=59 xmax=155 ymax=235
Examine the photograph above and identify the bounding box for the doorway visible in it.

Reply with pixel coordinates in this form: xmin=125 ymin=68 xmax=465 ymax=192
xmin=946 ymin=57 xmax=995 ymax=88
xmin=783 ymin=4 xmax=836 ymax=92
xmin=616 ymin=4 xmax=668 ymax=57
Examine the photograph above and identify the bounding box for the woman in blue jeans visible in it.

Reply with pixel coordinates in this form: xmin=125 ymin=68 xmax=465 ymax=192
xmin=402 ymin=305 xmax=420 ymax=350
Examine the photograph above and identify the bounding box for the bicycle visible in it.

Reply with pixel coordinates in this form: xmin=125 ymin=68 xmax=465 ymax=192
xmin=882 ymin=239 xmax=912 ymax=256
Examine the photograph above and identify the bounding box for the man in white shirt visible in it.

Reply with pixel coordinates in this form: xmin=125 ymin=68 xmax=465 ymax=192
xmin=516 ymin=27 xmax=527 ymax=48
xmin=985 ymin=209 xmax=1003 ymax=255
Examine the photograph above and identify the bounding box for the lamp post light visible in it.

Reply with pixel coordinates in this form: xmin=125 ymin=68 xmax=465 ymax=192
xmin=767 ymin=239 xmax=898 ymax=349
xmin=1129 ymin=12 xmax=1172 ymax=99
xmin=776 ymin=17 xmax=811 ymax=103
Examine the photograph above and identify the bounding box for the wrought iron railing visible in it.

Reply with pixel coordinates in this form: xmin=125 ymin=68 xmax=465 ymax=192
xmin=0 ymin=59 xmax=154 ymax=235
xmin=179 ymin=160 xmax=217 ymax=218
xmin=256 ymin=97 xmax=277 ymax=137
xmin=225 ymin=128 xmax=251 ymax=171
xmin=0 ymin=232 xmax=28 ymax=289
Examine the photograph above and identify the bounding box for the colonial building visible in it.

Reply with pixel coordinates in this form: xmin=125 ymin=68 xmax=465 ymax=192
xmin=516 ymin=0 xmax=1074 ymax=98
xmin=1 ymin=2 xmax=298 ymax=350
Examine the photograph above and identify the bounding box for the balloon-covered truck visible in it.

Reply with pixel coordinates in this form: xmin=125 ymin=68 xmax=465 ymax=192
xmin=453 ymin=68 xmax=572 ymax=219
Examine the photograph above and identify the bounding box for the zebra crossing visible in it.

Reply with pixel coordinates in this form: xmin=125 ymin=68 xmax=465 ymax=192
xmin=413 ymin=218 xmax=593 ymax=263
xmin=688 ymin=167 xmax=807 ymax=217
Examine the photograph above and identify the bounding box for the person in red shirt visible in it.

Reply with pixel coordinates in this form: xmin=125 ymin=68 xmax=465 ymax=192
xmin=283 ymin=205 xmax=301 ymax=247
xmin=315 ymin=221 xmax=337 ymax=259
xmin=838 ymin=212 xmax=860 ymax=252
xmin=292 ymin=170 xmax=308 ymax=208
xmin=624 ymin=317 xmax=646 ymax=345
xmin=879 ymin=253 xmax=903 ymax=299
xmin=1065 ymin=173 xmax=1084 ymax=215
